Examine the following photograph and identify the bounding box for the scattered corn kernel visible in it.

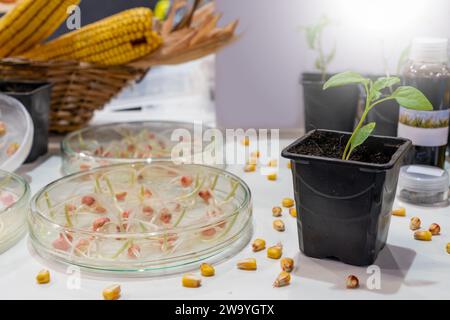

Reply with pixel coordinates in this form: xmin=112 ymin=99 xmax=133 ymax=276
xmin=267 ymin=243 xmax=283 ymax=259
xmin=244 ymin=164 xmax=256 ymax=172
xmin=282 ymin=198 xmax=294 ymax=208
xmin=429 ymin=223 xmax=440 ymax=235
xmin=200 ymin=263 xmax=215 ymax=277
xmin=267 ymin=173 xmax=277 ymax=181
xmin=237 ymin=258 xmax=257 ymax=270
xmin=280 ymin=257 xmax=294 ymax=273
xmin=247 ymin=158 xmax=258 ymax=165
xmin=268 ymin=159 xmax=278 ymax=167
xmin=102 ymin=284 xmax=121 ymax=300
xmin=182 ymin=274 xmax=202 ymax=288
xmin=273 ymin=271 xmax=291 ymax=288
xmin=414 ymin=230 xmax=432 ymax=241
xmin=6 ymin=142 xmax=19 ymax=156
xmin=446 ymin=243 xmax=450 ymax=254
xmin=391 ymin=207 xmax=406 ymax=217
xmin=36 ymin=269 xmax=50 ymax=284
xmin=273 ymin=219 xmax=285 ymax=232
xmin=410 ymin=217 xmax=421 ymax=231
xmin=287 ymin=162 xmax=292 ymax=169
xmin=252 ymin=238 xmax=266 ymax=252
xmin=250 ymin=151 xmax=260 ymax=158
xmin=289 ymin=207 xmax=297 ymax=218
xmin=0 ymin=122 xmax=6 ymax=136
xmin=272 ymin=206 xmax=282 ymax=217
xmin=346 ymin=275 xmax=359 ymax=289
xmin=242 ymin=137 xmax=250 ymax=146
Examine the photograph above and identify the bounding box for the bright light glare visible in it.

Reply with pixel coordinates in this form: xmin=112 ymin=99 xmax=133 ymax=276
xmin=336 ymin=0 xmax=427 ymax=37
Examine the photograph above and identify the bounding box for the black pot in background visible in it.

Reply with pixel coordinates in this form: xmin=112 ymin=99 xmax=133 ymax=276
xmin=301 ymin=73 xmax=360 ymax=132
xmin=282 ymin=129 xmax=411 ymax=266
xmin=0 ymin=81 xmax=52 ymax=163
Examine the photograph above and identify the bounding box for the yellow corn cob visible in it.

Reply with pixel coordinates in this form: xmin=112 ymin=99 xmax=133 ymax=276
xmin=0 ymin=0 xmax=80 ymax=57
xmin=23 ymin=7 xmax=162 ymax=66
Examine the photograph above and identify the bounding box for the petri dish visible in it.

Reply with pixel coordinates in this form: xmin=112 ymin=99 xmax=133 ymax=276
xmin=0 ymin=169 xmax=30 ymax=253
xmin=29 ymin=162 xmax=252 ymax=276
xmin=61 ymin=121 xmax=224 ymax=174
xmin=0 ymin=94 xmax=34 ymax=172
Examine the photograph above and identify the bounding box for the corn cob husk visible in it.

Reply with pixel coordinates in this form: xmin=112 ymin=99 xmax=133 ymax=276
xmin=22 ymin=7 xmax=162 ymax=66
xmin=0 ymin=0 xmax=80 ymax=58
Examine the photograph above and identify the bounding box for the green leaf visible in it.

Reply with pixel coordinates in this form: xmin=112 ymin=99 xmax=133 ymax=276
xmin=323 ymin=71 xmax=369 ymax=90
xmin=305 ymin=27 xmax=317 ymax=49
xmin=372 ymin=77 xmax=400 ymax=92
xmin=397 ymin=44 xmax=411 ymax=75
xmin=391 ymin=86 xmax=433 ymax=110
xmin=348 ymin=122 xmax=376 ymax=159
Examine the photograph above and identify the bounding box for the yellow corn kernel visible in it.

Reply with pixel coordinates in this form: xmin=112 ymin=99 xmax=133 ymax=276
xmin=36 ymin=269 xmax=50 ymax=284
xmin=391 ymin=207 xmax=406 ymax=217
xmin=237 ymin=258 xmax=257 ymax=270
xmin=410 ymin=217 xmax=421 ymax=231
xmin=280 ymin=257 xmax=294 ymax=273
xmin=289 ymin=207 xmax=297 ymax=218
xmin=273 ymin=219 xmax=285 ymax=232
xmin=102 ymin=284 xmax=121 ymax=300
xmin=267 ymin=173 xmax=277 ymax=181
xmin=250 ymin=151 xmax=260 ymax=158
xmin=287 ymin=162 xmax=292 ymax=169
xmin=282 ymin=198 xmax=294 ymax=208
xmin=252 ymin=238 xmax=266 ymax=252
xmin=414 ymin=230 xmax=432 ymax=241
xmin=200 ymin=263 xmax=215 ymax=277
xmin=268 ymin=159 xmax=278 ymax=167
xmin=272 ymin=206 xmax=282 ymax=217
xmin=242 ymin=137 xmax=250 ymax=146
xmin=244 ymin=164 xmax=256 ymax=172
xmin=346 ymin=275 xmax=359 ymax=289
xmin=273 ymin=271 xmax=291 ymax=288
xmin=0 ymin=122 xmax=6 ymax=136
xmin=247 ymin=157 xmax=258 ymax=165
xmin=429 ymin=223 xmax=441 ymax=235
xmin=182 ymin=274 xmax=202 ymax=288
xmin=446 ymin=243 xmax=450 ymax=254
xmin=267 ymin=243 xmax=283 ymax=259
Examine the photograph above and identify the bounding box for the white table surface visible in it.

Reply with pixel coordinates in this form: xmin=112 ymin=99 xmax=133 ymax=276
xmin=1 ymin=136 xmax=450 ymax=300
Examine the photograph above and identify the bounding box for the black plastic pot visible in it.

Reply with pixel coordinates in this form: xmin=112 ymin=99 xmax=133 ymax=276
xmin=0 ymin=81 xmax=52 ymax=163
xmin=301 ymin=73 xmax=360 ymax=132
xmin=282 ymin=129 xmax=411 ymax=266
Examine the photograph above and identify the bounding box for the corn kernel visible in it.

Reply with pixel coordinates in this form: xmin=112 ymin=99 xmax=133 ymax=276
xmin=414 ymin=230 xmax=432 ymax=241
xmin=391 ymin=207 xmax=406 ymax=217
xmin=273 ymin=271 xmax=291 ymax=287
xmin=200 ymin=263 xmax=215 ymax=277
xmin=268 ymin=159 xmax=278 ymax=167
xmin=289 ymin=207 xmax=297 ymax=218
xmin=429 ymin=223 xmax=440 ymax=235
xmin=267 ymin=173 xmax=277 ymax=181
xmin=272 ymin=206 xmax=282 ymax=217
xmin=446 ymin=243 xmax=450 ymax=254
xmin=250 ymin=151 xmax=260 ymax=158
xmin=102 ymin=284 xmax=121 ymax=300
xmin=346 ymin=275 xmax=359 ymax=289
xmin=287 ymin=162 xmax=292 ymax=169
xmin=273 ymin=219 xmax=285 ymax=232
xmin=247 ymin=158 xmax=258 ymax=165
xmin=280 ymin=257 xmax=294 ymax=272
xmin=242 ymin=137 xmax=250 ymax=146
xmin=182 ymin=274 xmax=202 ymax=288
xmin=282 ymin=198 xmax=294 ymax=208
xmin=36 ymin=269 xmax=50 ymax=284
xmin=267 ymin=243 xmax=283 ymax=259
xmin=237 ymin=258 xmax=257 ymax=270
xmin=410 ymin=217 xmax=421 ymax=231
xmin=252 ymin=238 xmax=266 ymax=252
xmin=244 ymin=164 xmax=256 ymax=172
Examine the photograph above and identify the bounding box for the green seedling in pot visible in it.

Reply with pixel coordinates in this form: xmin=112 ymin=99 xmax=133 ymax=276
xmin=302 ymin=15 xmax=335 ymax=82
xmin=323 ymin=71 xmax=433 ymax=160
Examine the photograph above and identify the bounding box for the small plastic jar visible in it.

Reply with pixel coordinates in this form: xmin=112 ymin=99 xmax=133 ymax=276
xmin=397 ymin=165 xmax=449 ymax=207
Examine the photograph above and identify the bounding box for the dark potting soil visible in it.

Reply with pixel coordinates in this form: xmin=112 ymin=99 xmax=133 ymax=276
xmin=289 ymin=130 xmax=401 ymax=164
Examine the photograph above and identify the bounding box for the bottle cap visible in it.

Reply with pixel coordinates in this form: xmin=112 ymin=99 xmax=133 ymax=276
xmin=410 ymin=38 xmax=448 ymax=63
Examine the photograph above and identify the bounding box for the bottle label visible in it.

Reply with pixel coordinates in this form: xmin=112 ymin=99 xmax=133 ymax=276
xmin=397 ymin=107 xmax=449 ymax=147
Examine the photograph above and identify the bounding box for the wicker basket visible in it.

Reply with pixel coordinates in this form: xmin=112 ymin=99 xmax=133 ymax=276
xmin=0 ymin=3 xmax=237 ymax=133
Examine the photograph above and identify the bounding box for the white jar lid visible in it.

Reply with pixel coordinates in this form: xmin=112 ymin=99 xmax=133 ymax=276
xmin=399 ymin=165 xmax=449 ymax=193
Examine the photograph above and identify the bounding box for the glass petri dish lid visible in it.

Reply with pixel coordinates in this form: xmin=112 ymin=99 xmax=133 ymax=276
xmin=0 ymin=169 xmax=30 ymax=253
xmin=29 ymin=162 xmax=252 ymax=276
xmin=0 ymin=94 xmax=34 ymax=172
xmin=61 ymin=121 xmax=224 ymax=174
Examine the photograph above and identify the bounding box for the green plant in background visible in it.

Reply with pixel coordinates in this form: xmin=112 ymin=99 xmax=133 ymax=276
xmin=323 ymin=72 xmax=433 ymax=160
xmin=303 ymin=16 xmax=335 ymax=82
